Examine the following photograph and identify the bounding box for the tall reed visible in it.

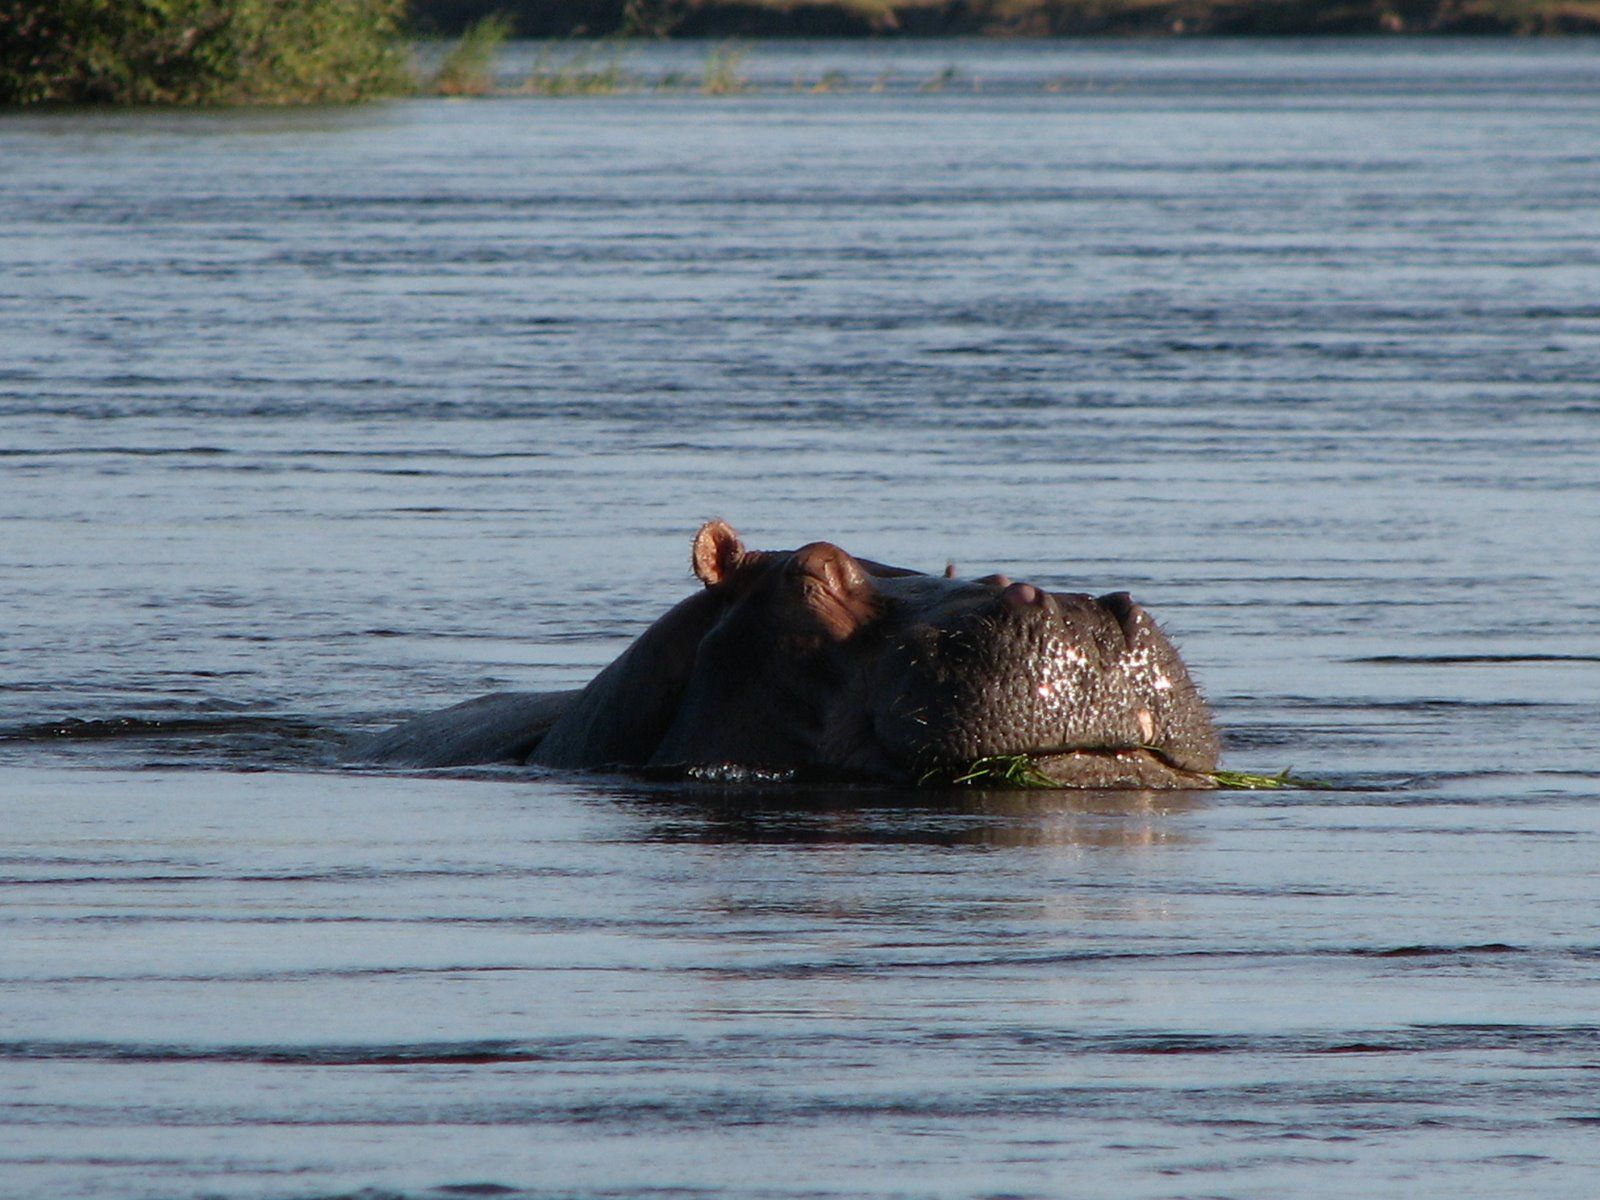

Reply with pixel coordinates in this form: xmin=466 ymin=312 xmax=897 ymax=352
xmin=701 ymin=43 xmax=749 ymax=95
xmin=429 ymin=12 xmax=514 ymax=97
xmin=523 ymin=44 xmax=630 ymax=96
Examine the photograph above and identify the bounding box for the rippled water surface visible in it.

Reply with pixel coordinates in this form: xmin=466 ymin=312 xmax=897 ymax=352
xmin=3 ymin=39 xmax=1598 ymax=1200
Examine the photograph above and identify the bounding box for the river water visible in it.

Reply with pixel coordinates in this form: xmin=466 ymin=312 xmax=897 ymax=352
xmin=3 ymin=38 xmax=1598 ymax=1200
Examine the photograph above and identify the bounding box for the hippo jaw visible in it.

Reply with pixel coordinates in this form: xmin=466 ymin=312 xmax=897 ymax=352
xmin=862 ymin=577 xmax=1220 ymax=787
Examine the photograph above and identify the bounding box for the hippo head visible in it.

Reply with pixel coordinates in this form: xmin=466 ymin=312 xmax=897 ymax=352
xmin=645 ymin=522 xmax=1220 ymax=787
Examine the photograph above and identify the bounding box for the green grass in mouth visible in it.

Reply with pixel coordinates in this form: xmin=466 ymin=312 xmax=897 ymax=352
xmin=934 ymin=754 xmax=1063 ymax=788
xmin=923 ymin=754 xmax=1330 ymax=790
xmin=1206 ymin=768 xmax=1330 ymax=790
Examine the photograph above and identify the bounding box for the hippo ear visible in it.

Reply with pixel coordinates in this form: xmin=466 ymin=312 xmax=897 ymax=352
xmin=692 ymin=520 xmax=746 ymax=587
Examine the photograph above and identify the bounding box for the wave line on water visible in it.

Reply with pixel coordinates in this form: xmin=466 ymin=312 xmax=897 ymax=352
xmin=9 ymin=1020 xmax=1599 ymax=1067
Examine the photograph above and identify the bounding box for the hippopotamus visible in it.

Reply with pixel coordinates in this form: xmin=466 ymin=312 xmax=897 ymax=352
xmin=351 ymin=522 xmax=1221 ymax=788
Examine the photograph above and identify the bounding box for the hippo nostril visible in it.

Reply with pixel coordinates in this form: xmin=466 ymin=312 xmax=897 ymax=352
xmin=1097 ymin=591 xmax=1143 ymax=648
xmin=1000 ymin=582 xmax=1045 ymax=610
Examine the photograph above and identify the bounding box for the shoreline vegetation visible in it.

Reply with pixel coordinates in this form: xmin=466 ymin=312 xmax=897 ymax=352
xmin=1 ymin=1 xmax=1595 ymax=107
xmin=0 ymin=1 xmax=411 ymax=106
xmin=430 ymin=34 xmax=759 ymax=97
xmin=418 ymin=0 xmax=1600 ymax=38
xmin=422 ymin=0 xmax=1599 ymax=98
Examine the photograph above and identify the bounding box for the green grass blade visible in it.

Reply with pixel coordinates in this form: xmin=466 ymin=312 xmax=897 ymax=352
xmin=1207 ymin=768 xmax=1331 ymax=790
xmin=923 ymin=754 xmax=1332 ymax=791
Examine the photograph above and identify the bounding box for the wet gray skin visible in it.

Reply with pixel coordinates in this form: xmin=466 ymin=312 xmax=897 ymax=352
xmin=352 ymin=522 xmax=1220 ymax=787
xmin=860 ymin=576 xmax=1220 ymax=787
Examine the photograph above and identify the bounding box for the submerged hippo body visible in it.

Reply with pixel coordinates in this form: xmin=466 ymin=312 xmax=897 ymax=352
xmin=353 ymin=522 xmax=1221 ymax=788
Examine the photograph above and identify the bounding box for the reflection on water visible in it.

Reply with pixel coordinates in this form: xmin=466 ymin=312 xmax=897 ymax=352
xmin=625 ymin=783 xmax=1207 ymax=849
xmin=2 ymin=38 xmax=1599 ymax=1200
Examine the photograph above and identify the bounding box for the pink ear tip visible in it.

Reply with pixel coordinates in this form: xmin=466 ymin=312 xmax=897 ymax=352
xmin=692 ymin=519 xmax=744 ymax=586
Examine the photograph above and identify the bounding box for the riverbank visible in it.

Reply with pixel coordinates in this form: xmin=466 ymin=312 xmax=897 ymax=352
xmin=413 ymin=0 xmax=1600 ymax=38
xmin=414 ymin=35 xmax=1600 ymax=98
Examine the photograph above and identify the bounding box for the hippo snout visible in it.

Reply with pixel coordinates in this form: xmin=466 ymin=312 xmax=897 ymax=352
xmin=985 ymin=583 xmax=1136 ymax=664
xmin=868 ymin=576 xmax=1213 ymax=776
xmin=1096 ymin=591 xmax=1143 ymax=647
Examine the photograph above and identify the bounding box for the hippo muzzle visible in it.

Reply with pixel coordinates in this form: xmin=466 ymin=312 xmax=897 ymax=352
xmin=868 ymin=578 xmax=1219 ymax=782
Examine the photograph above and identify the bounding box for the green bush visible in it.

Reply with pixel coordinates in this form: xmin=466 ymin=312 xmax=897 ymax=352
xmin=0 ymin=0 xmax=415 ymax=106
